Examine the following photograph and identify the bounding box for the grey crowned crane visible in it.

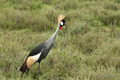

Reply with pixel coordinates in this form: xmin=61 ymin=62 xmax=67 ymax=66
xmin=20 ymin=14 xmax=65 ymax=76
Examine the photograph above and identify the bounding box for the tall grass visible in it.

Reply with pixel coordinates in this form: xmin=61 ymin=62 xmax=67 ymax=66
xmin=0 ymin=0 xmax=120 ymax=80
xmin=0 ymin=28 xmax=120 ymax=80
xmin=0 ymin=0 xmax=120 ymax=31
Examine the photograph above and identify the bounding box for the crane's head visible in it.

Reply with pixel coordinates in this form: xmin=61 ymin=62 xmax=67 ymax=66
xmin=58 ymin=14 xmax=65 ymax=30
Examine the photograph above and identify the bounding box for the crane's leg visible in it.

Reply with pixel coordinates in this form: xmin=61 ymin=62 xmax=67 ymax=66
xmin=38 ymin=62 xmax=40 ymax=77
xmin=26 ymin=69 xmax=29 ymax=74
xmin=53 ymin=42 xmax=56 ymax=48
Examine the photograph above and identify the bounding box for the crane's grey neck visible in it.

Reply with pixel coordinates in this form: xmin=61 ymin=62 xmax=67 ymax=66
xmin=51 ymin=24 xmax=60 ymax=40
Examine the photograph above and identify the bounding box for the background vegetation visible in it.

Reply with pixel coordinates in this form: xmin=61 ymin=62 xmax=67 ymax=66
xmin=0 ymin=0 xmax=120 ymax=80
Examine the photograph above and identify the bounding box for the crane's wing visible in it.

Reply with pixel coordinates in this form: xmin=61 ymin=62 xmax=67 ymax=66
xmin=20 ymin=42 xmax=45 ymax=73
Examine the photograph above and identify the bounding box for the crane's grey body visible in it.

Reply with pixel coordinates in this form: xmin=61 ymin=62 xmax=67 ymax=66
xmin=27 ymin=24 xmax=60 ymax=76
xmin=36 ymin=38 xmax=54 ymax=62
xmin=28 ymin=24 xmax=59 ymax=63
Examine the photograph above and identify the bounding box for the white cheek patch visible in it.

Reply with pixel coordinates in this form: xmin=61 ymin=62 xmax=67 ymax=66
xmin=60 ymin=21 xmax=63 ymax=26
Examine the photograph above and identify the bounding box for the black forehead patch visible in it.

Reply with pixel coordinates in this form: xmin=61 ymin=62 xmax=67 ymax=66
xmin=61 ymin=20 xmax=65 ymax=23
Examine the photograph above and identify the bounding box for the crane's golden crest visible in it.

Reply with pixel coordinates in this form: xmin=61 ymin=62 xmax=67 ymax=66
xmin=58 ymin=14 xmax=65 ymax=23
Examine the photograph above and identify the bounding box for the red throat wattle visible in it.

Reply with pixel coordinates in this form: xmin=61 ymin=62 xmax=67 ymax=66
xmin=59 ymin=27 xmax=62 ymax=30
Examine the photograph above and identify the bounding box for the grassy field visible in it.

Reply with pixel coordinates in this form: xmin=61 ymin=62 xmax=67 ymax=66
xmin=0 ymin=0 xmax=120 ymax=80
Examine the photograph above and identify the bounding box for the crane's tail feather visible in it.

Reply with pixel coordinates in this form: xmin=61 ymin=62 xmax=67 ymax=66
xmin=20 ymin=59 xmax=28 ymax=73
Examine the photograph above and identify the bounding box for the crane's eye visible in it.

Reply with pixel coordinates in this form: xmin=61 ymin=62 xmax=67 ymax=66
xmin=60 ymin=20 xmax=65 ymax=27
